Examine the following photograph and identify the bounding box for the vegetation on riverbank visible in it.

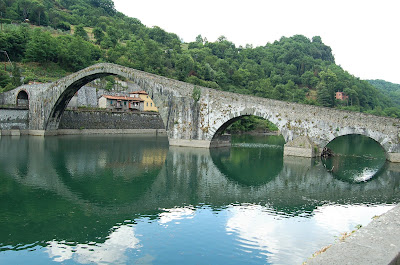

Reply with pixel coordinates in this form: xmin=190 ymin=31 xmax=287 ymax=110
xmin=0 ymin=0 xmax=399 ymax=118
xmin=226 ymin=116 xmax=278 ymax=134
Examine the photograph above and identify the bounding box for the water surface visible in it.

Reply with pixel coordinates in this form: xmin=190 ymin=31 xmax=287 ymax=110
xmin=0 ymin=134 xmax=399 ymax=264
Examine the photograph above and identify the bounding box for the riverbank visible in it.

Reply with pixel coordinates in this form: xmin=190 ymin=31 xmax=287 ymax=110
xmin=0 ymin=128 xmax=167 ymax=136
xmin=305 ymin=204 xmax=400 ymax=264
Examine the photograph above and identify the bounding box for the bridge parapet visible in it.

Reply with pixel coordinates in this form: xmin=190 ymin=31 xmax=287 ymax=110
xmin=2 ymin=63 xmax=400 ymax=162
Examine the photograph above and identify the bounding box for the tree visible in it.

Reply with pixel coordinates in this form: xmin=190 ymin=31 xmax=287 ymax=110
xmin=11 ymin=65 xmax=22 ymax=87
xmin=92 ymin=27 xmax=104 ymax=44
xmin=35 ymin=2 xmax=45 ymax=26
xmin=317 ymin=84 xmax=332 ymax=107
xmin=74 ymin=24 xmax=88 ymax=41
xmin=0 ymin=68 xmax=10 ymax=89
xmin=18 ymin=0 xmax=33 ymax=20
xmin=25 ymin=28 xmax=56 ymax=63
xmin=343 ymin=86 xmax=359 ymax=106
xmin=317 ymin=69 xmax=338 ymax=107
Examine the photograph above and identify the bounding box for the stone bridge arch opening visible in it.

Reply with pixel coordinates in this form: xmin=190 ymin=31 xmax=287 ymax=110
xmin=210 ymin=114 xmax=285 ymax=148
xmin=209 ymin=114 xmax=285 ymax=184
xmin=45 ymin=72 xmax=118 ymax=130
xmin=16 ymin=89 xmax=29 ymax=108
xmin=321 ymin=134 xmax=388 ymax=183
xmin=44 ymin=70 xmax=166 ymax=136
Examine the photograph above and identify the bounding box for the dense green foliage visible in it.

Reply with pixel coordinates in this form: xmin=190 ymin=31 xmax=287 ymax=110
xmin=368 ymin=80 xmax=400 ymax=107
xmin=226 ymin=116 xmax=278 ymax=134
xmin=0 ymin=0 xmax=398 ymax=118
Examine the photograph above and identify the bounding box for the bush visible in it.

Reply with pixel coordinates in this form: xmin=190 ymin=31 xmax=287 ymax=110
xmin=56 ymin=21 xmax=71 ymax=31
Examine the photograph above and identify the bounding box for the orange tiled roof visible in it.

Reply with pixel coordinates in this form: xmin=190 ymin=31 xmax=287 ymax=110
xmin=102 ymin=95 xmax=144 ymax=101
xmin=129 ymin=90 xmax=148 ymax=95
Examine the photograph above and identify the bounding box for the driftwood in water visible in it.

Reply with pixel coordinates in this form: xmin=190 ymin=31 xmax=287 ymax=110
xmin=321 ymin=147 xmax=334 ymax=159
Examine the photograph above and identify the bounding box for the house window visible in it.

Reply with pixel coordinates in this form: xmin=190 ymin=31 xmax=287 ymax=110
xmin=146 ymin=102 xmax=149 ymax=106
xmin=124 ymin=101 xmax=127 ymax=106
xmin=151 ymin=103 xmax=152 ymax=106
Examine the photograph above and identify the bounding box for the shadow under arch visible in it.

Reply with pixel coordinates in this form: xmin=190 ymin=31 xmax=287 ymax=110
xmin=45 ymin=72 xmax=116 ymax=130
xmin=16 ymin=89 xmax=29 ymax=108
xmin=44 ymin=69 xmax=166 ymax=133
xmin=210 ymin=115 xmax=285 ymax=186
xmin=321 ymin=133 xmax=388 ymax=183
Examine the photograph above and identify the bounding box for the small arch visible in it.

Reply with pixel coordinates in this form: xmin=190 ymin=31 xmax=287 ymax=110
xmin=16 ymin=90 xmax=29 ymax=108
xmin=321 ymin=134 xmax=387 ymax=183
xmin=210 ymin=113 xmax=286 ymax=146
xmin=321 ymin=133 xmax=388 ymax=159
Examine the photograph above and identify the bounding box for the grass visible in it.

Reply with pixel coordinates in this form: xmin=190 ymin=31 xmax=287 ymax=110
xmin=18 ymin=62 xmax=70 ymax=83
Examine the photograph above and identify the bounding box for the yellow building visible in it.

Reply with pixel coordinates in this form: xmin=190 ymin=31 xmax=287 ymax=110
xmin=129 ymin=90 xmax=158 ymax=112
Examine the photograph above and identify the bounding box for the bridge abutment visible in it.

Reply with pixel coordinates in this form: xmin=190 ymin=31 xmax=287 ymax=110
xmin=283 ymin=136 xmax=318 ymax=158
xmin=387 ymin=153 xmax=400 ymax=163
xmin=169 ymin=139 xmax=211 ymax=148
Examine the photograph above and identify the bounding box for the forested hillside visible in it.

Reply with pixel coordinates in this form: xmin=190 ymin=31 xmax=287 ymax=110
xmin=0 ymin=0 xmax=399 ymax=117
xmin=368 ymin=80 xmax=400 ymax=108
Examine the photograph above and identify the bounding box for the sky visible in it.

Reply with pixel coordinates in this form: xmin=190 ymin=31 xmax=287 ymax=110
xmin=113 ymin=0 xmax=400 ymax=84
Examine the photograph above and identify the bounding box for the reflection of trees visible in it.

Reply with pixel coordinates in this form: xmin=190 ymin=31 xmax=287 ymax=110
xmin=323 ymin=135 xmax=387 ymax=183
xmin=0 ymin=135 xmax=169 ymax=249
xmin=210 ymin=143 xmax=284 ymax=186
xmin=0 ymin=136 xmax=399 ymax=251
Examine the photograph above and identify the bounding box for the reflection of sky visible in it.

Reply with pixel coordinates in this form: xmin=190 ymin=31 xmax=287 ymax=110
xmin=159 ymin=207 xmax=196 ymax=225
xmin=225 ymin=204 xmax=394 ymax=265
xmin=40 ymin=204 xmax=396 ymax=265
xmin=46 ymin=225 xmax=140 ymax=264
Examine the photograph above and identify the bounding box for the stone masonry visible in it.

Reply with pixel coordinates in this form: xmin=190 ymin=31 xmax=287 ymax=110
xmin=1 ymin=63 xmax=400 ymax=161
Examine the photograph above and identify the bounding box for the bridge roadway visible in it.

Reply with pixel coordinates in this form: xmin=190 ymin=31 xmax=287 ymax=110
xmin=1 ymin=63 xmax=400 ymax=162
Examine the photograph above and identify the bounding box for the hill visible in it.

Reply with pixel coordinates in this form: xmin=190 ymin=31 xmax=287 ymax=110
xmin=0 ymin=0 xmax=399 ymax=118
xmin=368 ymin=79 xmax=400 ymax=107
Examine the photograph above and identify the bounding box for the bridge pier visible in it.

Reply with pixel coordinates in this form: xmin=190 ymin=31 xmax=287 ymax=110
xmin=283 ymin=136 xmax=318 ymax=158
xmin=169 ymin=139 xmax=212 ymax=148
xmin=387 ymin=153 xmax=400 ymax=163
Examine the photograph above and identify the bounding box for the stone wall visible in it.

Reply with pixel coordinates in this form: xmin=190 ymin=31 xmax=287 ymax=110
xmin=0 ymin=108 xmax=29 ymax=130
xmin=58 ymin=110 xmax=165 ymax=130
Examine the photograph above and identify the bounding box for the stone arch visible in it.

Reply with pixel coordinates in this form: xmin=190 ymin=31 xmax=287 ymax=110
xmin=42 ymin=64 xmax=168 ymax=132
xmin=209 ymin=108 xmax=289 ymax=148
xmin=16 ymin=89 xmax=29 ymax=108
xmin=322 ymin=132 xmax=388 ymax=158
xmin=45 ymin=72 xmax=116 ymax=130
xmin=319 ymin=130 xmax=391 ymax=156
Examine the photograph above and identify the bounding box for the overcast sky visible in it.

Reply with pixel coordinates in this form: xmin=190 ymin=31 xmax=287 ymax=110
xmin=113 ymin=0 xmax=400 ymax=84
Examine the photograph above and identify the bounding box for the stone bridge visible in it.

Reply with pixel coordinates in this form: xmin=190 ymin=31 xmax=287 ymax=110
xmin=1 ymin=63 xmax=400 ymax=162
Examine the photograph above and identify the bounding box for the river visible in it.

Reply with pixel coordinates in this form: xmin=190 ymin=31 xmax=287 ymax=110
xmin=0 ymin=134 xmax=399 ymax=264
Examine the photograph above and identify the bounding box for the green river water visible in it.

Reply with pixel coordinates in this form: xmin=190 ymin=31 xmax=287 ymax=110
xmin=0 ymin=134 xmax=399 ymax=264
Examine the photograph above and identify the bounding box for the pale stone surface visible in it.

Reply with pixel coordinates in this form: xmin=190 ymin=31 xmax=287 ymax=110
xmin=305 ymin=205 xmax=400 ymax=265
xmin=284 ymin=146 xmax=315 ymax=158
xmin=56 ymin=129 xmax=165 ymax=135
xmin=387 ymin=153 xmax=400 ymax=163
xmin=28 ymin=130 xmax=46 ymax=136
xmin=169 ymin=139 xmax=211 ymax=148
xmin=0 ymin=108 xmax=29 ymax=130
xmin=1 ymin=63 xmax=400 ymax=157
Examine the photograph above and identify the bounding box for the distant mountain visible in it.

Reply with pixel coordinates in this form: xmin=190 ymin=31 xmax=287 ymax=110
xmin=367 ymin=80 xmax=400 ymax=107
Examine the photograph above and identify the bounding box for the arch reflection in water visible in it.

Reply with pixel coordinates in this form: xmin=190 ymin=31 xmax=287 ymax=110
xmin=1 ymin=135 xmax=400 ymax=265
xmin=0 ymin=135 xmax=168 ymax=250
xmin=322 ymin=134 xmax=387 ymax=183
xmin=210 ymin=135 xmax=285 ymax=186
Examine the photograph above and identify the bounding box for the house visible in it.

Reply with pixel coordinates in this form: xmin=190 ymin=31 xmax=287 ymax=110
xmin=98 ymin=95 xmax=144 ymax=111
xmin=129 ymin=90 xmax=158 ymax=112
xmin=335 ymin=92 xmax=349 ymax=101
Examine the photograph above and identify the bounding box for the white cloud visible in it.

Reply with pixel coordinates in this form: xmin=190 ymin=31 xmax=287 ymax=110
xmin=158 ymin=207 xmax=195 ymax=225
xmin=225 ymin=204 xmax=394 ymax=264
xmin=46 ymin=225 xmax=140 ymax=264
